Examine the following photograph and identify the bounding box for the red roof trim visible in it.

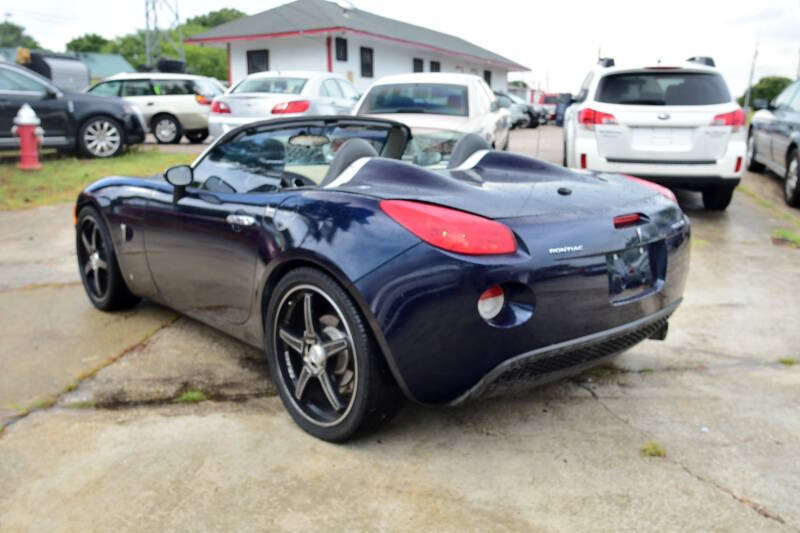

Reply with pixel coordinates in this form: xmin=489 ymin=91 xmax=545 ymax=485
xmin=185 ymin=26 xmax=528 ymax=71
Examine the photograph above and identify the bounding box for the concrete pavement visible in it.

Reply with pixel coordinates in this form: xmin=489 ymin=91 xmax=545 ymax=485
xmin=1 ymin=126 xmax=798 ymax=531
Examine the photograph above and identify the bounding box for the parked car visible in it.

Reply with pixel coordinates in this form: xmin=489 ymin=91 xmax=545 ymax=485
xmin=563 ymin=57 xmax=745 ymax=210
xmin=747 ymin=79 xmax=800 ymax=207
xmin=535 ymin=91 xmax=559 ymax=120
xmin=74 ymin=115 xmax=689 ymax=441
xmin=0 ymin=60 xmax=144 ymax=158
xmin=507 ymin=92 xmax=540 ymax=128
xmin=208 ymin=71 xmax=360 ymax=139
xmin=88 ymin=73 xmax=225 ymax=144
xmin=355 ymin=73 xmax=511 ymax=160
xmin=494 ymin=91 xmax=530 ymax=128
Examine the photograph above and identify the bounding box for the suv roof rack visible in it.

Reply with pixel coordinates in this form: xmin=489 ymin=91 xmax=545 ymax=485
xmin=597 ymin=57 xmax=615 ymax=67
xmin=686 ymin=56 xmax=715 ymax=67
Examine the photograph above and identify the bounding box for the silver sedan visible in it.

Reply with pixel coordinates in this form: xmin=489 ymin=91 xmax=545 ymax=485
xmin=209 ymin=71 xmax=360 ymax=139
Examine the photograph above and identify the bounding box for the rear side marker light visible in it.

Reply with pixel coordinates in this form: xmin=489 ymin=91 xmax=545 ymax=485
xmin=380 ymin=200 xmax=517 ymax=255
xmin=624 ymin=175 xmax=678 ymax=204
xmin=195 ymin=94 xmax=211 ymax=105
xmin=711 ymin=109 xmax=745 ymax=132
xmin=578 ymin=108 xmax=617 ymax=130
xmin=580 ymin=153 xmax=587 ymax=169
xmin=272 ymin=100 xmax=311 ymax=114
xmin=478 ymin=285 xmax=505 ymax=320
xmin=210 ymin=100 xmax=231 ymax=114
xmin=614 ymin=213 xmax=641 ymax=228
xmin=735 ymin=156 xmax=742 ymax=173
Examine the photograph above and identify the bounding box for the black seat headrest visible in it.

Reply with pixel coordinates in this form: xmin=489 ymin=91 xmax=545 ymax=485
xmin=320 ymin=138 xmax=378 ymax=187
xmin=447 ymin=133 xmax=491 ymax=169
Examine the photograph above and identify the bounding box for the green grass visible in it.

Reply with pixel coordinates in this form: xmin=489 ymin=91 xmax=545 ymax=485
xmin=771 ymin=229 xmax=800 ymax=248
xmin=778 ymin=357 xmax=797 ymax=366
xmin=174 ymin=388 xmax=208 ymax=404
xmin=65 ymin=401 xmax=95 ymax=410
xmin=0 ymin=148 xmax=194 ymax=210
xmin=640 ymin=440 xmax=666 ymax=458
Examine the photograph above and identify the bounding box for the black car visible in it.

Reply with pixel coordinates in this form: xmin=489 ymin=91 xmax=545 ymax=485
xmin=0 ymin=61 xmax=144 ymax=158
xmin=748 ymin=79 xmax=800 ymax=206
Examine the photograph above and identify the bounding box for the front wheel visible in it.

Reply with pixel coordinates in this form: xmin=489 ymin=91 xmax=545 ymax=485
xmin=265 ymin=268 xmax=401 ymax=442
xmin=79 ymin=117 xmax=124 ymax=158
xmin=702 ymin=186 xmax=735 ymax=211
xmin=785 ymin=148 xmax=800 ymax=207
xmin=76 ymin=206 xmax=140 ymax=310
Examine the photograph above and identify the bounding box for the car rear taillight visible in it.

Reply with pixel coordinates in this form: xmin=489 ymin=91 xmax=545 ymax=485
xmin=210 ymin=100 xmax=231 ymax=114
xmin=380 ymin=200 xmax=517 ymax=255
xmin=195 ymin=94 xmax=211 ymax=105
xmin=477 ymin=285 xmax=505 ymax=320
xmin=580 ymin=153 xmax=587 ymax=169
xmin=272 ymin=100 xmax=311 ymax=114
xmin=624 ymin=175 xmax=678 ymax=204
xmin=711 ymin=109 xmax=745 ymax=132
xmin=613 ymin=213 xmax=642 ymax=228
xmin=578 ymin=108 xmax=617 ymax=130
xmin=735 ymin=156 xmax=742 ymax=173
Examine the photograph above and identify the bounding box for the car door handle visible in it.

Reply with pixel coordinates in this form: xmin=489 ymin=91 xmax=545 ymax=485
xmin=146 ymin=102 xmax=155 ymax=106
xmin=226 ymin=214 xmax=255 ymax=226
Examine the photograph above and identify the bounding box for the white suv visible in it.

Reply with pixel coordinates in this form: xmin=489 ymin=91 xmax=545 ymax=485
xmin=563 ymin=58 xmax=745 ymax=210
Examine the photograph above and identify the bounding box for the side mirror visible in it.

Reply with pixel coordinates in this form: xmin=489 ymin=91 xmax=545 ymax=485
xmin=164 ymin=165 xmax=193 ymax=203
xmin=752 ymin=98 xmax=767 ymax=111
xmin=45 ymin=88 xmax=59 ymax=99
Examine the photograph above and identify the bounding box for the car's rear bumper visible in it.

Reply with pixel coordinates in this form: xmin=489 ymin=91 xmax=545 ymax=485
xmin=122 ymin=113 xmax=145 ymax=145
xmin=209 ymin=114 xmax=304 ymax=138
xmin=450 ymin=300 xmax=678 ymax=404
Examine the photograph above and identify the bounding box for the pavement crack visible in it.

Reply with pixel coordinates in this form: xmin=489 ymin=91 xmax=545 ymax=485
xmin=574 ymin=382 xmax=790 ymax=528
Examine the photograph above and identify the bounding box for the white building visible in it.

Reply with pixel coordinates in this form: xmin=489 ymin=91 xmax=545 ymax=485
xmin=186 ymin=0 xmax=527 ymax=92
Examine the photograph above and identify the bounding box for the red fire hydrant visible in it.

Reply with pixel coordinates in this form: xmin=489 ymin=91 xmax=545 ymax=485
xmin=11 ymin=104 xmax=44 ymax=171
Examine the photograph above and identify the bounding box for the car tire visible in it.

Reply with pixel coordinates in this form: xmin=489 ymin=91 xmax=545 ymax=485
xmin=527 ymin=113 xmax=538 ymax=128
xmin=76 ymin=206 xmax=140 ymax=311
xmin=785 ymin=148 xmax=800 ymax=207
xmin=78 ymin=116 xmax=124 ymax=158
xmin=265 ymin=267 xmax=402 ymax=442
xmin=702 ymin=186 xmax=735 ymax=211
xmin=746 ymin=131 xmax=764 ymax=172
xmin=152 ymin=114 xmax=183 ymax=144
xmin=185 ymin=129 xmax=209 ymax=144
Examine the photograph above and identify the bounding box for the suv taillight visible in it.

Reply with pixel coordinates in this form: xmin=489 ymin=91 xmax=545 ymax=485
xmin=578 ymin=108 xmax=617 ymax=130
xmin=210 ymin=100 xmax=230 ymax=114
xmin=711 ymin=109 xmax=745 ymax=132
xmin=380 ymin=200 xmax=516 ymax=255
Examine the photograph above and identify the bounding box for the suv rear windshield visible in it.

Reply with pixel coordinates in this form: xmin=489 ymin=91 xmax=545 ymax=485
xmin=233 ymin=77 xmax=307 ymax=94
xmin=595 ymin=71 xmax=731 ymax=106
xmin=359 ymin=84 xmax=468 ymax=116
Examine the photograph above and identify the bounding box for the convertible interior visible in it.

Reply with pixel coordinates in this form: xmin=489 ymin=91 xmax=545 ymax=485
xmin=188 ymin=118 xmax=487 ymax=195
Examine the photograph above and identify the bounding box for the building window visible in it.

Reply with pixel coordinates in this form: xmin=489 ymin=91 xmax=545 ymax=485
xmin=360 ymin=47 xmax=373 ymax=78
xmin=335 ymin=37 xmax=347 ymax=61
xmin=413 ymin=58 xmax=423 ymax=73
xmin=430 ymin=60 xmax=440 ymax=72
xmin=247 ymin=50 xmax=269 ymax=74
xmin=484 ymin=70 xmax=492 ymax=86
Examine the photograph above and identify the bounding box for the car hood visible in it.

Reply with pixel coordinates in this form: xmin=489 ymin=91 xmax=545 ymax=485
xmin=333 ymin=151 xmax=673 ymax=220
xmin=360 ymin=113 xmax=473 ymax=133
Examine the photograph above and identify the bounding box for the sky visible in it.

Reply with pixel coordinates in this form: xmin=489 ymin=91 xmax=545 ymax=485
xmin=3 ymin=0 xmax=799 ymax=96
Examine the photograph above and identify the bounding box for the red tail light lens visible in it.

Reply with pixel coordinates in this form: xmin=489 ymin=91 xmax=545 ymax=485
xmin=711 ymin=109 xmax=745 ymax=132
xmin=735 ymin=156 xmax=742 ymax=173
xmin=272 ymin=100 xmax=311 ymax=114
xmin=195 ymin=94 xmax=211 ymax=105
xmin=580 ymin=153 xmax=587 ymax=169
xmin=578 ymin=108 xmax=617 ymax=130
xmin=380 ymin=200 xmax=517 ymax=255
xmin=210 ymin=100 xmax=231 ymax=114
xmin=624 ymin=175 xmax=677 ymax=204
xmin=613 ymin=213 xmax=641 ymax=228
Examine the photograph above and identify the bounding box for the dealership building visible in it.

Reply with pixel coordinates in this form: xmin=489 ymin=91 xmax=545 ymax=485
xmin=186 ymin=0 xmax=527 ymax=92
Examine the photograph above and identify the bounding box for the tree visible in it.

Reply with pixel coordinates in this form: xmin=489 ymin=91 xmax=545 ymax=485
xmin=738 ymin=76 xmax=793 ymax=107
xmin=66 ymin=33 xmax=110 ymax=53
xmin=0 ymin=21 xmax=40 ymax=49
xmin=185 ymin=8 xmax=244 ymax=29
xmin=509 ymin=80 xmax=528 ymax=89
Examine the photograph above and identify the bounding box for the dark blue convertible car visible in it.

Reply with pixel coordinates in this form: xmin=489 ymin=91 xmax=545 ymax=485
xmin=74 ymin=116 xmax=690 ymax=441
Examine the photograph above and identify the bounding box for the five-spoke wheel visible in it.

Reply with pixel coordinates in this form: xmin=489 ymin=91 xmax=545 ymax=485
xmin=266 ymin=268 xmax=400 ymax=441
xmin=78 ymin=216 xmax=110 ymax=299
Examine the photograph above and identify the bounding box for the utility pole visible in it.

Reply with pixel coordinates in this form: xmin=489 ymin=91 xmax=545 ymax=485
xmin=144 ymin=0 xmax=185 ymax=69
xmin=743 ymin=43 xmax=758 ymax=112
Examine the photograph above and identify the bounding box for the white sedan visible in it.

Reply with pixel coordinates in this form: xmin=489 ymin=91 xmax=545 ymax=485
xmin=354 ymin=73 xmax=511 ymax=166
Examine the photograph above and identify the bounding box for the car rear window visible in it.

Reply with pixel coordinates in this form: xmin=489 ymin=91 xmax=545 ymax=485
xmin=595 ymin=71 xmax=731 ymax=105
xmin=359 ymin=84 xmax=468 ymax=116
xmin=233 ymin=77 xmax=307 ymax=95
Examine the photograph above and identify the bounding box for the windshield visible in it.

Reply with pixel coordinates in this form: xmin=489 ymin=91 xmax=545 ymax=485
xmin=360 ymin=83 xmax=468 ymax=116
xmin=232 ymin=77 xmax=307 ymax=95
xmin=194 ymin=78 xmax=224 ymax=97
xmin=595 ymin=72 xmax=731 ymax=105
xmin=402 ymin=130 xmax=463 ymax=169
